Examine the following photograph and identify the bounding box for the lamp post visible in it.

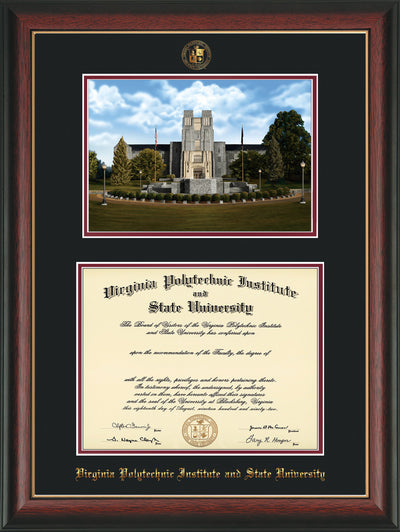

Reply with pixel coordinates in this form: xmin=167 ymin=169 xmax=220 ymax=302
xmin=300 ymin=161 xmax=306 ymax=204
xmin=258 ymin=168 xmax=262 ymax=191
xmin=139 ymin=170 xmax=142 ymax=191
xmin=101 ymin=163 xmax=107 ymax=206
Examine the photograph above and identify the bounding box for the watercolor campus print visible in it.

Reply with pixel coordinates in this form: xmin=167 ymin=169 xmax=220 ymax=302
xmin=83 ymin=75 xmax=317 ymax=237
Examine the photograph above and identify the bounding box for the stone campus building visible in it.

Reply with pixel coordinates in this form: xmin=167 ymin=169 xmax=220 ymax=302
xmin=124 ymin=110 xmax=262 ymax=195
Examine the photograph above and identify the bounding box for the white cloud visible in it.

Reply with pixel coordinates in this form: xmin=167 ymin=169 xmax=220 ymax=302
xmin=89 ymin=131 xmax=121 ymax=164
xmin=118 ymin=80 xmax=262 ymax=143
xmin=120 ymin=91 xmax=177 ymax=129
xmin=88 ymin=80 xmax=129 ymax=114
xmin=167 ymin=80 xmax=247 ymax=114
xmin=89 ymin=118 xmax=112 ymax=128
xmin=270 ymin=81 xmax=311 ymax=111
xmin=89 ymin=131 xmax=119 ymax=146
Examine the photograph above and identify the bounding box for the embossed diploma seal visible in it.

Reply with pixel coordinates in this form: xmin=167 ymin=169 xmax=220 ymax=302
xmin=182 ymin=415 xmax=218 ymax=447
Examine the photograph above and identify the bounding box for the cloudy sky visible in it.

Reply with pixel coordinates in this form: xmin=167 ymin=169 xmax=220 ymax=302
xmin=87 ymin=77 xmax=312 ymax=166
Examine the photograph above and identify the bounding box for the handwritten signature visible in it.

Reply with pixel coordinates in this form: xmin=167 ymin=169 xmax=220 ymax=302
xmin=106 ymin=422 xmax=162 ymax=445
xmin=249 ymin=424 xmax=289 ymax=431
xmin=106 ymin=435 xmax=162 ymax=446
xmin=112 ymin=421 xmax=153 ymax=431
xmin=245 ymin=433 xmax=292 ymax=446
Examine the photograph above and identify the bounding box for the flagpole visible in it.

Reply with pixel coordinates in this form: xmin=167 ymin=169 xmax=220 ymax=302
xmin=154 ymin=127 xmax=157 ymax=182
xmin=241 ymin=125 xmax=244 ymax=182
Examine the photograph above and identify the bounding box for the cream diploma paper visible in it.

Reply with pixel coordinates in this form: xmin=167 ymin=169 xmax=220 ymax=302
xmin=78 ymin=264 xmax=322 ymax=454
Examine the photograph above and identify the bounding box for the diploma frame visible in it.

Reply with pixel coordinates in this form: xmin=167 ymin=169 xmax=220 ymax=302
xmin=1 ymin=0 xmax=399 ymax=529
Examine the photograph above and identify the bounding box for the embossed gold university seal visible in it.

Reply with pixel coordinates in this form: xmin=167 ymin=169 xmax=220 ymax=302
xmin=181 ymin=40 xmax=212 ymax=70
xmin=182 ymin=414 xmax=218 ymax=447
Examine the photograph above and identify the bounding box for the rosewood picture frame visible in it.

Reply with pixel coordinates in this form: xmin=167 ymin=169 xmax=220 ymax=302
xmin=1 ymin=0 xmax=399 ymax=530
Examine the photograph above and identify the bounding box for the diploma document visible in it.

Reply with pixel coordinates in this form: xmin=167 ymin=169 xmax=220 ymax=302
xmin=77 ymin=263 xmax=323 ymax=455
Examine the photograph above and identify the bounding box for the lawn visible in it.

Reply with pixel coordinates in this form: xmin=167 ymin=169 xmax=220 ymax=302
xmin=89 ymin=180 xmax=141 ymax=193
xmin=88 ymin=194 xmax=312 ymax=232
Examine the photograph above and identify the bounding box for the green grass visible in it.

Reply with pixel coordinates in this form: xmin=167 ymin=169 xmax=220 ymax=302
xmin=89 ymin=194 xmax=312 ymax=232
xmin=89 ymin=180 xmax=141 ymax=192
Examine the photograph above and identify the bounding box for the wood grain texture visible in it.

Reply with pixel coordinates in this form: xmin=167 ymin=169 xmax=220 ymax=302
xmin=7 ymin=9 xmax=395 ymax=31
xmin=5 ymin=497 xmax=392 ymax=528
xmin=368 ymin=9 xmax=392 ymax=519
xmin=9 ymin=10 xmax=32 ymax=518
xmin=5 ymin=1 xmax=397 ymax=529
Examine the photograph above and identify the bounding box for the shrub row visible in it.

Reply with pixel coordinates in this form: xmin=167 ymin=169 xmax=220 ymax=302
xmin=108 ymin=187 xmax=291 ymax=202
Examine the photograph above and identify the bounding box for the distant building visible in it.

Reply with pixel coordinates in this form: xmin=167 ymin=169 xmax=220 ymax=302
xmin=125 ymin=110 xmax=264 ymax=179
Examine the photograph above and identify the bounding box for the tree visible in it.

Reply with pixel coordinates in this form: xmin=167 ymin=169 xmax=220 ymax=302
xmin=88 ymin=150 xmax=101 ymax=181
xmin=130 ymin=148 xmax=166 ymax=183
xmin=262 ymin=110 xmax=311 ymax=181
xmin=265 ymin=135 xmax=284 ymax=182
xmin=111 ymin=137 xmax=131 ymax=185
xmin=229 ymin=150 xmax=267 ymax=181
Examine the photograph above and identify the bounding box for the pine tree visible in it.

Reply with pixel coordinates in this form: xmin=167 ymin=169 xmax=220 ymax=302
xmin=88 ymin=150 xmax=100 ymax=181
xmin=111 ymin=137 xmax=131 ymax=185
xmin=266 ymin=136 xmax=284 ymax=182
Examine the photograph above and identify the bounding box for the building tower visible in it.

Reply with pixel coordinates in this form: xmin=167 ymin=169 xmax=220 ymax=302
xmin=180 ymin=110 xmax=214 ymax=179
